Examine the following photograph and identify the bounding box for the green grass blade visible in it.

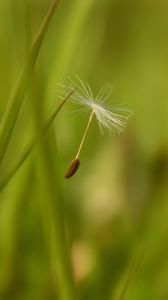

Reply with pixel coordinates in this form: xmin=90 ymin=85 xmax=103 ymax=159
xmin=114 ymin=248 xmax=145 ymax=300
xmin=0 ymin=88 xmax=76 ymax=191
xmin=48 ymin=0 xmax=95 ymax=89
xmin=0 ymin=0 xmax=58 ymax=165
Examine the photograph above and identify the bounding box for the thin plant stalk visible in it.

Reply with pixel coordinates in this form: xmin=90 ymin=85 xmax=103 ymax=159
xmin=0 ymin=88 xmax=76 ymax=191
xmin=0 ymin=0 xmax=58 ymax=165
xmin=0 ymin=164 xmax=32 ymax=296
xmin=31 ymin=76 xmax=76 ymax=300
xmin=48 ymin=0 xmax=95 ymax=89
xmin=38 ymin=168 xmax=76 ymax=300
xmin=114 ymin=248 xmax=145 ymax=300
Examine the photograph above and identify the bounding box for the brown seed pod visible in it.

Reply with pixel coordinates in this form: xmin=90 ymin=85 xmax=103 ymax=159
xmin=65 ymin=158 xmax=80 ymax=179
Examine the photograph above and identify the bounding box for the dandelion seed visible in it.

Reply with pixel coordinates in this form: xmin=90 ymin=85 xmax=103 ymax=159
xmin=57 ymin=76 xmax=132 ymax=179
xmin=65 ymin=158 xmax=80 ymax=178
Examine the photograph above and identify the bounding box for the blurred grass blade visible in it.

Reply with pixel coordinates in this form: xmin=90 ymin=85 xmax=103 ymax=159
xmin=114 ymin=248 xmax=145 ymax=300
xmin=49 ymin=0 xmax=95 ymax=89
xmin=0 ymin=88 xmax=76 ymax=191
xmin=0 ymin=0 xmax=58 ymax=165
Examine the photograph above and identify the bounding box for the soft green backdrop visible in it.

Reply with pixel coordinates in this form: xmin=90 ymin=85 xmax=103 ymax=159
xmin=0 ymin=0 xmax=168 ymax=300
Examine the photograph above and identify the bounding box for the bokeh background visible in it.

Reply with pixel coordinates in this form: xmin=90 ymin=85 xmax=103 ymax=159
xmin=0 ymin=0 xmax=168 ymax=299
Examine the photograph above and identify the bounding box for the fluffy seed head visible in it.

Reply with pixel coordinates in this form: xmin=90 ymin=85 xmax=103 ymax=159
xmin=57 ymin=76 xmax=132 ymax=135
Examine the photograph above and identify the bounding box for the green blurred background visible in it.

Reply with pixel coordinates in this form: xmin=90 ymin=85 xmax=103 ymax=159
xmin=0 ymin=0 xmax=168 ymax=299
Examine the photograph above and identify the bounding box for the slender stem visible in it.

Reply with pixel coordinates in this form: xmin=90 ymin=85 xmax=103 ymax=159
xmin=0 ymin=89 xmax=77 ymax=191
xmin=32 ymin=74 xmax=76 ymax=300
xmin=0 ymin=0 xmax=58 ymax=165
xmin=76 ymin=110 xmax=94 ymax=159
xmin=115 ymin=248 xmax=145 ymax=300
